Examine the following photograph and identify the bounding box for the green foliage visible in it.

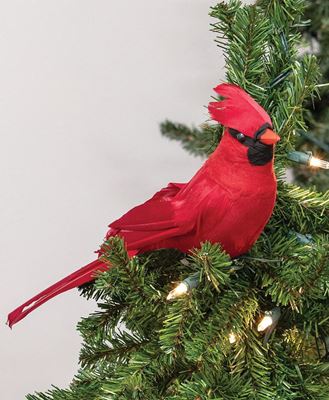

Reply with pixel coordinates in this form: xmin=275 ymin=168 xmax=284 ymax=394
xmin=160 ymin=121 xmax=223 ymax=157
xmin=27 ymin=234 xmax=329 ymax=399
xmin=27 ymin=1 xmax=329 ymax=399
xmin=274 ymin=182 xmax=329 ymax=233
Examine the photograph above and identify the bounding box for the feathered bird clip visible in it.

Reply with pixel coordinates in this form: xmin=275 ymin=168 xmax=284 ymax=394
xmin=8 ymin=83 xmax=280 ymax=328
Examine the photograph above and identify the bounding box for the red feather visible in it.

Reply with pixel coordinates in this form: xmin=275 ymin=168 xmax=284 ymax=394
xmin=8 ymin=83 xmax=278 ymax=328
xmin=208 ymin=83 xmax=272 ymax=137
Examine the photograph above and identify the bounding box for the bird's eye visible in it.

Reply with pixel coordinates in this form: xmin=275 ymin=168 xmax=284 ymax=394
xmin=236 ymin=133 xmax=245 ymax=142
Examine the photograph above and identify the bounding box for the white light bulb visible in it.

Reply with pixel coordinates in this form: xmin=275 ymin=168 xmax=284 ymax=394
xmin=257 ymin=315 xmax=273 ymax=332
xmin=166 ymin=282 xmax=189 ymax=301
xmin=229 ymin=332 xmax=237 ymax=344
xmin=309 ymin=156 xmax=329 ymax=169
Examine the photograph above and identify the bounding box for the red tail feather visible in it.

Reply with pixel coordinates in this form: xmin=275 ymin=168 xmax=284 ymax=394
xmin=7 ymin=259 xmax=108 ymax=328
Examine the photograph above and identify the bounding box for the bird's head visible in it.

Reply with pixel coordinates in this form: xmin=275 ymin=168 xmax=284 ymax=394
xmin=208 ymin=83 xmax=280 ymax=166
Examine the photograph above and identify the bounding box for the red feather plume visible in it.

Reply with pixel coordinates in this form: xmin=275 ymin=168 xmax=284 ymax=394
xmin=208 ymin=83 xmax=272 ymax=137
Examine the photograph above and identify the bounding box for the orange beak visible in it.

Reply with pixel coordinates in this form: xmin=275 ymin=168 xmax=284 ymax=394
xmin=259 ymin=129 xmax=280 ymax=145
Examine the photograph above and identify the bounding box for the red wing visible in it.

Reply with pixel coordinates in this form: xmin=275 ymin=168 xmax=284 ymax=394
xmin=107 ymin=182 xmax=195 ymax=250
xmin=110 ymin=182 xmax=186 ymax=231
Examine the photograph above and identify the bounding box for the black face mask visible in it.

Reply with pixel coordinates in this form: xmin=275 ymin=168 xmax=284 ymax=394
xmin=246 ymin=140 xmax=274 ymax=166
xmin=229 ymin=123 xmax=273 ymax=166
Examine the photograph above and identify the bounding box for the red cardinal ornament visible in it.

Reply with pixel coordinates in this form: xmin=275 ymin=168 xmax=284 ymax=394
xmin=8 ymin=83 xmax=280 ymax=328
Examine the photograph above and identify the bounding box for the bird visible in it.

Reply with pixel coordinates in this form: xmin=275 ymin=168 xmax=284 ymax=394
xmin=7 ymin=83 xmax=280 ymax=328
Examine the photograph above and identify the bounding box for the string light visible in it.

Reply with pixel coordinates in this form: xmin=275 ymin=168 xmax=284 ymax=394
xmin=166 ymin=272 xmax=200 ymax=301
xmin=229 ymin=332 xmax=237 ymax=344
xmin=257 ymin=307 xmax=281 ymax=332
xmin=309 ymin=156 xmax=329 ymax=169
xmin=257 ymin=314 xmax=274 ymax=332
xmin=166 ymin=282 xmax=189 ymax=301
xmin=287 ymin=151 xmax=329 ymax=170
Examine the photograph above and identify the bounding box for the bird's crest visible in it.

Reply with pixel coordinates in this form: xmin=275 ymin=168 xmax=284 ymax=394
xmin=208 ymin=83 xmax=272 ymax=137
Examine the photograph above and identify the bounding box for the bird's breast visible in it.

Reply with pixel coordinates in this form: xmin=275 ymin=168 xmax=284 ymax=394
xmin=196 ymin=182 xmax=277 ymax=258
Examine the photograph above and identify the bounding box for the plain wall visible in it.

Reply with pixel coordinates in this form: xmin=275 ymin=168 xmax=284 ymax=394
xmin=0 ymin=1 xmax=253 ymax=398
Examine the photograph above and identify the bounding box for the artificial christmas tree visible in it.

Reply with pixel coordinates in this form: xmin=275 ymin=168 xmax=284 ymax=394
xmin=16 ymin=0 xmax=329 ymax=398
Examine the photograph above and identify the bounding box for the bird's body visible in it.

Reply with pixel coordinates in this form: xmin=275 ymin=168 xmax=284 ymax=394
xmin=112 ymin=134 xmax=276 ymax=258
xmin=8 ymin=83 xmax=280 ymax=328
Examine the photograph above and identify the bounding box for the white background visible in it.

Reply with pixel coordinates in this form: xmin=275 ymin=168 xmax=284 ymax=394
xmin=0 ymin=1 xmax=253 ymax=398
